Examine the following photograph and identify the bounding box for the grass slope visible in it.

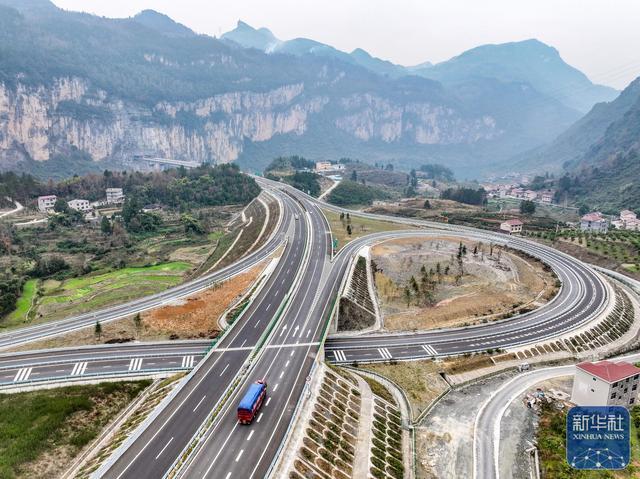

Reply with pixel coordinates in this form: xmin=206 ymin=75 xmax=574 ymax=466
xmin=7 ymin=279 xmax=37 ymax=324
xmin=0 ymin=381 xmax=150 ymax=478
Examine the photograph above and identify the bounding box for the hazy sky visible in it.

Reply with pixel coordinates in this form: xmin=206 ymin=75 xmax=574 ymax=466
xmin=53 ymin=0 xmax=640 ymax=90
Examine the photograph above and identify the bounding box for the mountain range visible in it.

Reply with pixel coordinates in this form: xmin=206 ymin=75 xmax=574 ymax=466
xmin=520 ymin=76 xmax=640 ymax=212
xmin=0 ymin=2 xmax=622 ymax=179
xmin=221 ymin=21 xmax=617 ymax=113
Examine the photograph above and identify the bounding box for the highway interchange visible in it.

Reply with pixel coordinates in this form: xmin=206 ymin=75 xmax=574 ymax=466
xmin=0 ymin=179 xmax=627 ymax=479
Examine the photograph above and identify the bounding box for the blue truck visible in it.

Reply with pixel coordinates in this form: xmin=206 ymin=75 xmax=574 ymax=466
xmin=237 ymin=379 xmax=267 ymax=424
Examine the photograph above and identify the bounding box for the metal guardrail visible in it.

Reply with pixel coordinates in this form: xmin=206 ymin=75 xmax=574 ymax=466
xmin=0 ymin=367 xmax=189 ymax=391
xmin=0 ymin=351 xmax=207 ymax=372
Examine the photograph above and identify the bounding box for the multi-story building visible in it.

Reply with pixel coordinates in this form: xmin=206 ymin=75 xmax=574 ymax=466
xmin=106 ymin=188 xmax=125 ymax=204
xmin=571 ymin=360 xmax=640 ymax=407
xmin=511 ymin=187 xmax=525 ymax=198
xmin=540 ymin=191 xmax=554 ymax=204
xmin=617 ymin=210 xmax=640 ymax=231
xmin=580 ymin=212 xmax=608 ymax=234
xmin=37 ymin=195 xmax=57 ymax=212
xmin=315 ymin=161 xmax=333 ymax=172
xmin=68 ymin=199 xmax=91 ymax=212
xmin=500 ymin=219 xmax=523 ymax=234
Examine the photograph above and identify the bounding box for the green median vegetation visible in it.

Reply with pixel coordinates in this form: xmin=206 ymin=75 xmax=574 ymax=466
xmin=0 ymin=381 xmax=151 ymax=478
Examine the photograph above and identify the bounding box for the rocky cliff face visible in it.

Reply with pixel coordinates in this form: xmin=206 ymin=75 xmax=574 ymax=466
xmin=0 ymin=78 xmax=328 ymax=168
xmin=0 ymin=77 xmax=501 ymax=170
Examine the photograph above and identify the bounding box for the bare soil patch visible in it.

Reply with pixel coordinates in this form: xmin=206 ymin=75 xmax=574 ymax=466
xmin=372 ymin=237 xmax=557 ymax=331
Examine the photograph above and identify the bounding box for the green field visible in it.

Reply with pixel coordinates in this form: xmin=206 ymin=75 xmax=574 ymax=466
xmin=0 ymin=381 xmax=150 ymax=478
xmin=2 ymin=262 xmax=191 ymax=328
xmin=7 ymin=280 xmax=38 ymax=324
xmin=40 ymin=262 xmax=190 ymax=317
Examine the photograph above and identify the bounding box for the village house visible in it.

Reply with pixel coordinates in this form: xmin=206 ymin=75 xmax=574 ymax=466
xmin=510 ymin=187 xmax=525 ymax=198
xmin=500 ymin=219 xmax=523 ymax=234
xmin=68 ymin=199 xmax=92 ymax=212
xmin=106 ymin=188 xmax=125 ymax=204
xmin=524 ymin=190 xmax=537 ymax=201
xmin=580 ymin=212 xmax=608 ymax=234
xmin=37 ymin=195 xmax=57 ymax=212
xmin=315 ymin=161 xmax=332 ymax=172
xmin=571 ymin=360 xmax=640 ymax=407
xmin=540 ymin=191 xmax=554 ymax=204
xmin=617 ymin=210 xmax=640 ymax=231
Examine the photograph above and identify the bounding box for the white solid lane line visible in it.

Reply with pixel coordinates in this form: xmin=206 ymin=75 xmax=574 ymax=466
xmin=193 ymin=395 xmax=206 ymax=413
xmin=202 ymin=423 xmax=239 ymax=476
xmin=154 ymin=437 xmax=174 ymax=460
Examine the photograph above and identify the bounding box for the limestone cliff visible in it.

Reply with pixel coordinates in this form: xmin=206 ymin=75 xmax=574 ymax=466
xmin=0 ymin=77 xmax=500 ymax=170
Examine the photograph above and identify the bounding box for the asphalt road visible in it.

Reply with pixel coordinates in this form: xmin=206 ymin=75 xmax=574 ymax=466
xmin=0 ymin=180 xmax=621 ymax=479
xmin=176 ymin=194 xmax=338 ymax=479
xmin=473 ymin=352 xmax=640 ymax=479
xmin=96 ymin=190 xmax=310 ymax=479
xmin=0 ymin=341 xmax=210 ymax=388
xmin=0 ymin=192 xmax=287 ymax=350
xmin=324 ymin=229 xmax=609 ymax=363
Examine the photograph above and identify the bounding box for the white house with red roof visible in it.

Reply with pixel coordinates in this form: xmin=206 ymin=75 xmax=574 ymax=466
xmin=571 ymin=360 xmax=640 ymax=407
xmin=500 ymin=218 xmax=523 ymax=234
xmin=580 ymin=212 xmax=609 ymax=234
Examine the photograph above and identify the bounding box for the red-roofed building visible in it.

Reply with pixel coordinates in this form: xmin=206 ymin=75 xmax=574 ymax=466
xmin=571 ymin=360 xmax=640 ymax=407
xmin=500 ymin=219 xmax=523 ymax=234
xmin=580 ymin=212 xmax=608 ymax=234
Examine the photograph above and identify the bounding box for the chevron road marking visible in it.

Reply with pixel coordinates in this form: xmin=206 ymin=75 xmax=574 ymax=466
xmin=182 ymin=356 xmax=195 ymax=368
xmin=378 ymin=348 xmax=392 ymax=360
xmin=422 ymin=344 xmax=438 ymax=356
xmin=70 ymin=362 xmax=88 ymax=376
xmin=128 ymin=357 xmax=143 ymax=371
xmin=13 ymin=367 xmax=33 ymax=382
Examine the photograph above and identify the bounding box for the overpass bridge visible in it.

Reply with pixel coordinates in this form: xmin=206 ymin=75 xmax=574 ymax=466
xmin=133 ymin=155 xmax=201 ymax=170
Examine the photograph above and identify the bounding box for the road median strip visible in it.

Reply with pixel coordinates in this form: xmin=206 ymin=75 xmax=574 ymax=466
xmin=164 ymin=199 xmax=314 ymax=479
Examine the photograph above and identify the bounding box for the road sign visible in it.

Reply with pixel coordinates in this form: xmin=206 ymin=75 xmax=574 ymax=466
xmin=567 ymin=406 xmax=630 ymax=470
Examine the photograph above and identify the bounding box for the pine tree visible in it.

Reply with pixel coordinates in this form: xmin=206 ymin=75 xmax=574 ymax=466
xmin=133 ymin=313 xmax=142 ymax=336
